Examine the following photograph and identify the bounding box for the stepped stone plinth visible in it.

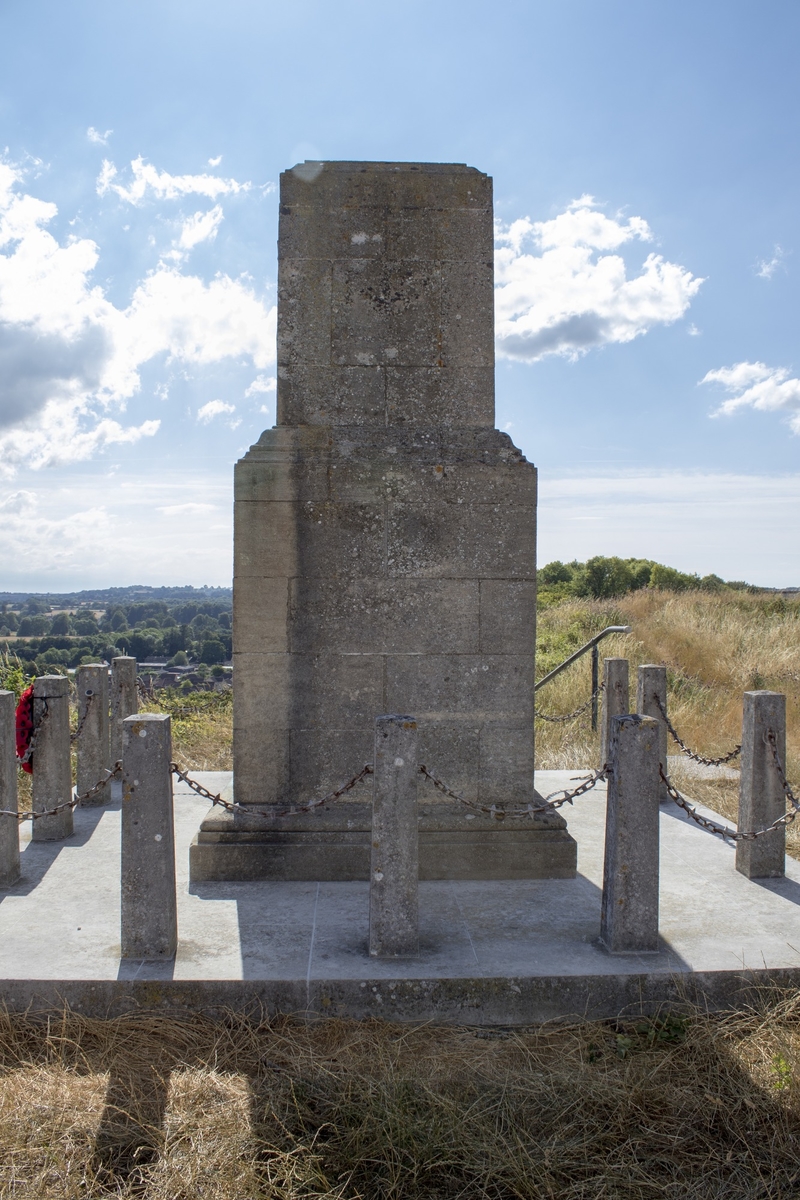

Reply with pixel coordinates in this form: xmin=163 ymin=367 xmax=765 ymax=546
xmin=190 ymin=161 xmax=576 ymax=882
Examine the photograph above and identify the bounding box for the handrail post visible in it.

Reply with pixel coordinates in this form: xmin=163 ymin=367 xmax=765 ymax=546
xmin=591 ymin=644 xmax=599 ymax=731
xmin=535 ymin=626 xmax=632 ymax=693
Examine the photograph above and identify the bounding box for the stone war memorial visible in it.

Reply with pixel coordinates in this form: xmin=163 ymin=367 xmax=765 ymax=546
xmin=190 ymin=160 xmax=577 ymax=882
xmin=2 ymin=161 xmax=799 ymax=1027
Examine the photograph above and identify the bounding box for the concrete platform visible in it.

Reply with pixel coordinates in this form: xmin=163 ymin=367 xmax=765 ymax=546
xmin=1 ymin=771 xmax=799 ymax=1024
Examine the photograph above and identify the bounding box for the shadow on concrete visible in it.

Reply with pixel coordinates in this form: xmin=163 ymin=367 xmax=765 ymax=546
xmin=660 ymin=796 xmax=737 ymax=843
xmin=117 ymin=956 xmax=177 ymax=982
xmin=755 ymin=875 xmax=800 ymax=909
xmin=190 ymin=879 xmax=316 ymax=980
xmin=1 ymin=798 xmax=117 ymax=899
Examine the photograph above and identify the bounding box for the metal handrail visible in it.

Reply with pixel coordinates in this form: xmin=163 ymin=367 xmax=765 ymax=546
xmin=535 ymin=625 xmax=632 ymax=731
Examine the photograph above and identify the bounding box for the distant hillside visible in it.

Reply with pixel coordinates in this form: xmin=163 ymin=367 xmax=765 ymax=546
xmin=0 ymin=585 xmax=232 ymax=607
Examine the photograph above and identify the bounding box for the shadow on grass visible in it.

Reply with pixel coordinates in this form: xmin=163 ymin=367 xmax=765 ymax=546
xmin=2 ymin=996 xmax=800 ymax=1197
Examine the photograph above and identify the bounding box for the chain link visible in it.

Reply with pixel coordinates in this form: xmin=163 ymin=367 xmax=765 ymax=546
xmin=767 ymin=729 xmax=799 ymax=810
xmin=419 ymin=763 xmax=608 ymax=819
xmin=170 ymin=762 xmax=374 ymax=820
xmin=69 ymin=690 xmax=94 ymax=744
xmin=1 ymin=762 xmax=122 ymax=822
xmin=654 ymin=695 xmax=741 ymax=767
xmin=661 ymin=731 xmax=799 ymax=841
xmin=535 ymin=684 xmax=604 ymax=724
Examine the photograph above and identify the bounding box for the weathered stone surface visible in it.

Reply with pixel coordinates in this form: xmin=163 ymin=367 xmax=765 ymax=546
xmin=736 ymin=691 xmax=786 ymax=879
xmin=601 ymin=658 xmax=630 ymax=768
xmin=0 ymin=691 xmax=20 ymax=886
xmin=121 ymin=714 xmax=177 ymax=960
xmin=601 ymin=715 xmax=660 ymax=954
xmin=195 ymin=161 xmax=565 ymax=883
xmin=636 ymin=664 xmax=668 ymax=802
xmin=76 ymin=664 xmax=110 ymax=806
xmin=32 ymin=675 xmax=72 ymax=841
xmin=110 ymin=657 xmax=137 ymax=765
xmin=370 ymin=715 xmax=419 ymax=957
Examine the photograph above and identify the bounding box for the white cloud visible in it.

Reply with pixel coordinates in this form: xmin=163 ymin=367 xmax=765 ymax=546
xmin=208 ymin=156 xmax=222 ymax=167
xmin=0 ymin=161 xmax=276 ymax=475
xmin=702 ymin=361 xmax=800 ymax=434
xmin=244 ymin=373 xmax=276 ymax=396
xmin=87 ymin=127 xmax=112 ymax=146
xmin=0 ymin=475 xmax=233 ymax=588
xmin=157 ymin=502 xmax=216 ymax=515
xmin=197 ymin=399 xmax=236 ymax=422
xmin=756 ymin=245 xmax=787 ymax=280
xmin=178 ymin=204 xmax=224 ymax=250
xmin=494 ymin=196 xmax=703 ymax=361
xmin=0 ymin=489 xmax=36 ymax=513
xmin=97 ymin=156 xmax=249 ymax=204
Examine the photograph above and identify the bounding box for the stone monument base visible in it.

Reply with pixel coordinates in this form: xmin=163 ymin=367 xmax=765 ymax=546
xmin=189 ymin=799 xmax=577 ymax=882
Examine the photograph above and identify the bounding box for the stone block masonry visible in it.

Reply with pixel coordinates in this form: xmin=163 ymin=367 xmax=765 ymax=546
xmin=191 ymin=161 xmax=576 ymax=882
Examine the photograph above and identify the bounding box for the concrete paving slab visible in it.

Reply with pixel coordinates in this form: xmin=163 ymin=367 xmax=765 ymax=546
xmin=2 ymin=770 xmax=800 ymax=1023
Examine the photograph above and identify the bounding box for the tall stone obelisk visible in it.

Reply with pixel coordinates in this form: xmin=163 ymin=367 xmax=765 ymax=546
xmin=190 ymin=161 xmax=576 ymax=881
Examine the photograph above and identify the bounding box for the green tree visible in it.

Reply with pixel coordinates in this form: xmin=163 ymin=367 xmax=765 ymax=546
xmin=583 ymin=556 xmax=634 ymax=599
xmin=539 ymin=560 xmax=573 ymax=585
xmin=50 ymin=612 xmax=71 ymax=635
xmin=649 ymin=563 xmax=699 ymax=591
xmin=200 ymin=639 xmax=227 ymax=665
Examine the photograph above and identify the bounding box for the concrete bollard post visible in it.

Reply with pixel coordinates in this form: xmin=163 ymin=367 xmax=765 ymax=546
xmin=636 ymin=664 xmax=668 ymax=802
xmin=32 ymin=675 xmax=73 ymax=841
xmin=76 ymin=664 xmax=111 ymax=805
xmin=736 ymin=691 xmax=786 ymax=879
xmin=600 ymin=714 xmax=660 ymax=954
xmin=121 ymin=714 xmax=177 ymax=959
xmin=369 ymin=714 xmax=419 ymax=958
xmin=601 ymin=658 xmax=630 ymax=769
xmin=110 ymin=656 xmax=138 ymax=766
xmin=0 ymin=691 xmax=20 ymax=887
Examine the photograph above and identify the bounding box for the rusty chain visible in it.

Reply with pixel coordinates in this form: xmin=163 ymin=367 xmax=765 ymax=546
xmin=419 ymin=763 xmax=609 ymax=819
xmin=654 ymin=695 xmax=741 ymax=767
xmin=661 ymin=730 xmax=799 ymax=841
xmin=170 ymin=762 xmax=374 ymax=819
xmin=1 ymin=762 xmax=122 ymax=822
xmin=767 ymin=728 xmax=799 ymax=810
xmin=535 ymin=683 xmax=604 ymax=724
xmin=70 ymin=690 xmax=94 ymax=744
xmin=172 ymin=759 xmax=609 ymax=824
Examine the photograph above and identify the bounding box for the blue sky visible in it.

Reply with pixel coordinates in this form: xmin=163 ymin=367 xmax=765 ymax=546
xmin=1 ymin=0 xmax=798 ymax=588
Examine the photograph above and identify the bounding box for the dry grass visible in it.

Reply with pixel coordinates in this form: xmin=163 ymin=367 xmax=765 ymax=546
xmin=4 ymin=1001 xmax=800 ymax=1198
xmin=134 ymin=689 xmax=233 ymax=772
xmin=535 ymin=589 xmax=800 ymax=785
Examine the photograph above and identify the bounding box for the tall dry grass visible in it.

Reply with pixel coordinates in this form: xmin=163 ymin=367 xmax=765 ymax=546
xmin=3 ymin=1001 xmax=800 ymax=1198
xmin=535 ymin=590 xmax=800 ymax=775
xmin=136 ymin=689 xmax=233 ymax=771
